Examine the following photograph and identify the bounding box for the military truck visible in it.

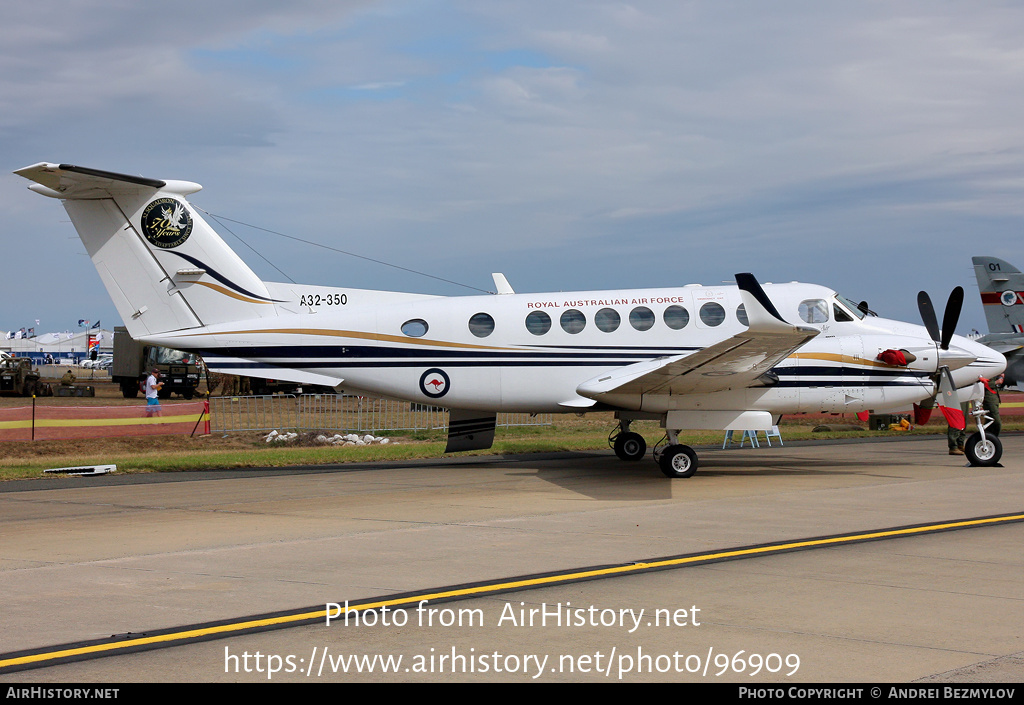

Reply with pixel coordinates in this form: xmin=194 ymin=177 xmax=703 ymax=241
xmin=0 ymin=354 xmax=50 ymax=396
xmin=112 ymin=327 xmax=202 ymax=399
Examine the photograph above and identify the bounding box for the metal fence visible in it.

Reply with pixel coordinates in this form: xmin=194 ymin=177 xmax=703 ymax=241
xmin=209 ymin=394 xmax=550 ymax=434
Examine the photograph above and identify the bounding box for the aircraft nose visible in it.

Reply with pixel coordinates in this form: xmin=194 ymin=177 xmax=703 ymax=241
xmin=939 ymin=344 xmax=979 ymax=372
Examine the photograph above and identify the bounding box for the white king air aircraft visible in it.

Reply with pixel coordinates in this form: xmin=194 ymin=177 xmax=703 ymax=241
xmin=15 ymin=163 xmax=1007 ymax=476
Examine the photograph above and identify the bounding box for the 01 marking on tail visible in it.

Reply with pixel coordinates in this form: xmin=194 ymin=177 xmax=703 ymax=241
xmin=15 ymin=162 xmax=1007 ymax=475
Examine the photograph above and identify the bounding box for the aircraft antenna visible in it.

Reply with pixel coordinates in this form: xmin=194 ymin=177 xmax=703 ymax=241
xmin=197 ymin=208 xmax=495 ymax=294
xmin=202 ymin=211 xmax=297 ymax=284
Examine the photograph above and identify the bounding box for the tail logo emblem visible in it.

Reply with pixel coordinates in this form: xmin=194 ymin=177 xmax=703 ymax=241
xmin=141 ymin=197 xmax=193 ymax=249
xmin=1001 ymin=290 xmax=1018 ymax=307
xmin=419 ymin=368 xmax=450 ymax=398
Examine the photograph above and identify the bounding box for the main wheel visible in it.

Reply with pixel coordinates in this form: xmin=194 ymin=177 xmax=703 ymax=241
xmin=121 ymin=382 xmax=139 ymax=399
xmin=658 ymin=444 xmax=698 ymax=478
xmin=613 ymin=432 xmax=647 ymax=461
xmin=965 ymin=432 xmax=1002 ymax=466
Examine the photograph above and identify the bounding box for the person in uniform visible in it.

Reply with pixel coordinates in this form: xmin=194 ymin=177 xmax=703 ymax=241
xmin=980 ymin=373 xmax=1004 ymax=436
xmin=947 ymin=402 xmax=970 ymax=455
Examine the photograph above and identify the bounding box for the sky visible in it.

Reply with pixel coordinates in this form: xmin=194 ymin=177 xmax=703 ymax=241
xmin=3 ymin=1 xmax=1023 ymax=336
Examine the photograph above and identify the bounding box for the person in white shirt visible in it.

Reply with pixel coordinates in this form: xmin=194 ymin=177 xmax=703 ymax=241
xmin=145 ymin=368 xmax=162 ymax=416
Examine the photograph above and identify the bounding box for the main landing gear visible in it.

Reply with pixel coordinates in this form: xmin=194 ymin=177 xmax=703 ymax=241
xmin=610 ymin=420 xmax=699 ymax=478
xmin=654 ymin=428 xmax=698 ymax=478
xmin=610 ymin=424 xmax=646 ymax=461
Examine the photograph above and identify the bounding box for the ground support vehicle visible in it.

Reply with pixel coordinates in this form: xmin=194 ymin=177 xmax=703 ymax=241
xmin=0 ymin=356 xmax=51 ymax=396
xmin=112 ymin=327 xmax=201 ymax=399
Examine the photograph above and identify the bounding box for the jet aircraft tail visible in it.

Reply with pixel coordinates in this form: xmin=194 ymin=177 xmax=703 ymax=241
xmin=15 ymin=163 xmax=280 ymax=340
xmin=973 ymin=256 xmax=1024 ymax=335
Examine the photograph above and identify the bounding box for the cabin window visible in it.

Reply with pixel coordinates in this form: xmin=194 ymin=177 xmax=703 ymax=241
xmin=560 ymin=309 xmax=586 ymax=334
xmin=663 ymin=305 xmax=689 ymax=330
xmin=468 ymin=312 xmax=495 ymax=338
xmin=595 ymin=307 xmax=620 ymax=332
xmin=525 ymin=310 xmax=551 ymax=335
xmin=629 ymin=306 xmax=655 ymax=331
xmin=401 ymin=319 xmax=429 ymax=337
xmin=799 ymin=299 xmax=829 ymax=324
xmin=736 ymin=304 xmax=748 ymax=327
xmin=699 ymin=302 xmax=726 ymax=326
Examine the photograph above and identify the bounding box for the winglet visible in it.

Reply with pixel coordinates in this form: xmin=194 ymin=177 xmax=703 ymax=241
xmin=735 ymin=273 xmax=817 ymax=338
xmin=735 ymin=273 xmax=785 ymax=323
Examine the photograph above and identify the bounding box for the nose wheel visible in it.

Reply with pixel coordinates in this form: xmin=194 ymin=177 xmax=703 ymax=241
xmin=965 ymin=431 xmax=1002 ymax=466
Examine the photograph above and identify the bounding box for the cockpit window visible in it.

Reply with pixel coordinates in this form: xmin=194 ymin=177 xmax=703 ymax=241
xmin=833 ymin=304 xmax=854 ymax=322
xmin=834 ymin=294 xmax=866 ymax=320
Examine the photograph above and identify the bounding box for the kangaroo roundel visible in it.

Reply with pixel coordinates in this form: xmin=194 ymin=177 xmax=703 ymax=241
xmin=141 ymin=197 xmax=193 ymax=249
xmin=419 ymin=368 xmax=450 ymax=398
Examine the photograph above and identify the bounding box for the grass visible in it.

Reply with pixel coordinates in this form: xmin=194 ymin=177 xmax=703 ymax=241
xmin=2 ymin=412 xmax=1018 ymax=482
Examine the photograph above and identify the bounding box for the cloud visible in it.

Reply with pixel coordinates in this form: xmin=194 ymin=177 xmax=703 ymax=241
xmin=5 ymin=1 xmax=1024 ymax=333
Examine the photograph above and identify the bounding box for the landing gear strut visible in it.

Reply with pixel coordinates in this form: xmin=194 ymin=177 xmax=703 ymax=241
xmin=610 ymin=418 xmax=700 ymax=477
xmin=654 ymin=428 xmax=698 ymax=478
xmin=965 ymin=402 xmax=1002 ymax=467
xmin=610 ymin=420 xmax=647 ymax=461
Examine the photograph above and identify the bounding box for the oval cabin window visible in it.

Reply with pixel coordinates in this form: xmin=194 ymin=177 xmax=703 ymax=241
xmin=401 ymin=319 xmax=429 ymax=337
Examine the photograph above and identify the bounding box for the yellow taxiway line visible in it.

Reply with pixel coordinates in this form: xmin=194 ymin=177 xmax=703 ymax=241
xmin=3 ymin=511 xmax=1022 ymax=672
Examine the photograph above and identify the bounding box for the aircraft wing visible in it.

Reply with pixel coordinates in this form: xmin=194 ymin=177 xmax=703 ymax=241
xmin=974 ymin=333 xmax=1024 ymax=354
xmin=576 ymin=274 xmax=819 ymax=400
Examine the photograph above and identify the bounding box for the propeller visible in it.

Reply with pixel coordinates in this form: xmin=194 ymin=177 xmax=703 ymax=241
xmin=917 ymin=286 xmax=966 ymax=429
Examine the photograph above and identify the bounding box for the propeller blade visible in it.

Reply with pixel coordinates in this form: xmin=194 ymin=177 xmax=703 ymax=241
xmin=936 ymin=366 xmax=965 ymax=430
xmin=917 ymin=291 xmax=940 ymax=344
xmin=940 ymin=286 xmax=964 ymax=351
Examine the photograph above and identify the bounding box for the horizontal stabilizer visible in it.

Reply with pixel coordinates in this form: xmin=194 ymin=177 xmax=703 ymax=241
xmin=14 ymin=162 xmax=200 ymax=199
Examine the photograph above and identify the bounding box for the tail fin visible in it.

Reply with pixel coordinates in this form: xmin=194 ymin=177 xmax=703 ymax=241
xmin=16 ymin=163 xmax=282 ymax=340
xmin=973 ymin=256 xmax=1024 ymax=334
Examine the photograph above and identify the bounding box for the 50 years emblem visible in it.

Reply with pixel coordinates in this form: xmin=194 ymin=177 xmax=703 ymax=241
xmin=141 ymin=197 xmax=193 ymax=249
